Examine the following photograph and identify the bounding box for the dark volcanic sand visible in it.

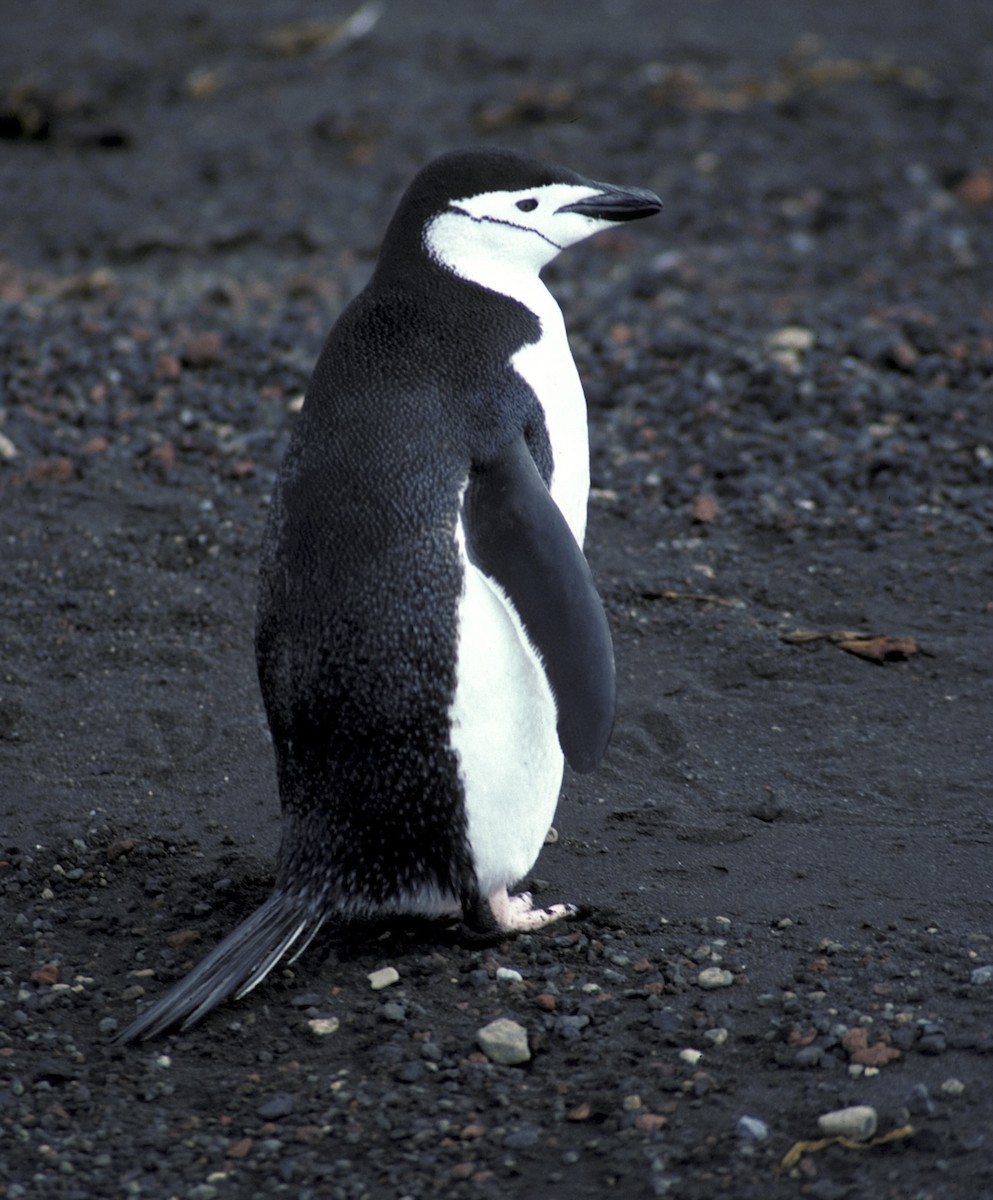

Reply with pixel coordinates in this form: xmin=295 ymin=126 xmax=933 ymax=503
xmin=2 ymin=3 xmax=992 ymax=1197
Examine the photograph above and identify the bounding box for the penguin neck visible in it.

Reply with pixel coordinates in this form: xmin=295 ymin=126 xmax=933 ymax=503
xmin=422 ymin=211 xmax=563 ymax=331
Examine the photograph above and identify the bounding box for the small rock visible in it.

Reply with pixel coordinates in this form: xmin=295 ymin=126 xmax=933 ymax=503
xmin=554 ymin=1014 xmax=590 ymax=1039
xmin=256 ymin=1093 xmax=297 ymax=1121
xmin=496 ymin=967 xmax=523 ymax=984
xmin=306 ymin=1017 xmax=340 ymax=1036
xmin=970 ymin=964 xmax=993 ymax=985
xmin=181 ymin=330 xmax=224 ymax=367
xmin=697 ymin=967 xmax=734 ymax=990
xmin=477 ymin=1018 xmax=530 ymax=1065
xmin=940 ymin=1077 xmax=965 ymax=1096
xmin=679 ymin=1048 xmax=703 ymax=1065
xmin=768 ymin=325 xmax=815 ymax=352
xmin=918 ymin=1030 xmax=946 ymax=1055
xmin=691 ymin=493 xmax=719 ymax=524
xmin=368 ymin=966 xmax=399 ymax=990
xmin=817 ymin=1105 xmax=877 ymax=1141
xmin=503 ymin=1123 xmax=541 ymax=1149
xmin=394 ymin=1060 xmax=424 ymax=1083
xmin=906 ymin=1083 xmax=935 ymax=1117
xmin=186 ymin=1186 xmax=218 ymax=1200
xmin=737 ymin=1115 xmax=769 ymax=1142
xmin=381 ymin=1001 xmax=406 ymax=1022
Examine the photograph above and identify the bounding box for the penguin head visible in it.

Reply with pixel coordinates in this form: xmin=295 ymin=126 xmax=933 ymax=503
xmin=378 ymin=148 xmax=661 ymax=283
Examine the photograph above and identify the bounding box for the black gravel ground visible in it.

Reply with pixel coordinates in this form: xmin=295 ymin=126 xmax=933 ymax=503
xmin=2 ymin=3 xmax=993 ymax=1197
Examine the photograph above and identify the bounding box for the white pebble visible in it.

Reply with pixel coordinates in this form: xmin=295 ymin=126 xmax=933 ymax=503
xmin=477 ymin=1018 xmax=530 ymax=1066
xmin=817 ymin=1105 xmax=877 ymax=1141
xmin=940 ymin=1078 xmax=965 ymax=1096
xmin=307 ymin=1017 xmax=340 ymax=1036
xmin=496 ymin=967 xmax=523 ymax=984
xmin=737 ymin=1115 xmax=768 ymax=1142
xmin=970 ymin=964 xmax=993 ymax=985
xmin=768 ymin=325 xmax=815 ymax=352
xmin=697 ymin=966 xmax=734 ymax=990
xmin=679 ymin=1048 xmax=703 ymax=1065
xmin=367 ymin=966 xmax=399 ymax=990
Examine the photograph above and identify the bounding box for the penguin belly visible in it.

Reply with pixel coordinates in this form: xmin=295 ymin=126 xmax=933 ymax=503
xmin=449 ymin=527 xmax=564 ymax=904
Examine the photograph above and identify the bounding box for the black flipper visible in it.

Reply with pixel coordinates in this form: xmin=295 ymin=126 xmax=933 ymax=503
xmin=113 ymin=890 xmax=326 ymax=1043
xmin=462 ymin=434 xmax=615 ymax=773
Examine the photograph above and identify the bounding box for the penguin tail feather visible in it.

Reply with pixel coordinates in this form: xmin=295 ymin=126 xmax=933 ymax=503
xmin=113 ymin=890 xmax=327 ymax=1044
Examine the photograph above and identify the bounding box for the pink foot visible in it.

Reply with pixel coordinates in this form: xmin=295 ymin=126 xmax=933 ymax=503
xmin=488 ymin=886 xmax=576 ymax=932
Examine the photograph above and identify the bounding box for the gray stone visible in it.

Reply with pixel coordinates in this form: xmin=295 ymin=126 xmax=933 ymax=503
xmin=477 ymin=1018 xmax=531 ymax=1065
xmin=256 ymin=1093 xmax=297 ymax=1120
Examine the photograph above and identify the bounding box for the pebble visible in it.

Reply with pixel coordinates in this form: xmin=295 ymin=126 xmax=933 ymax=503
xmin=306 ymin=1017 xmax=340 ymax=1036
xmin=678 ymin=1048 xmax=703 ymax=1065
xmin=394 ymin=1061 xmax=424 ymax=1084
xmin=697 ymin=967 xmax=734 ymax=989
xmin=940 ymin=1078 xmax=966 ymax=1096
xmin=737 ymin=1115 xmax=769 ymax=1142
xmin=795 ymin=1044 xmax=823 ymax=1067
xmin=496 ymin=967 xmax=523 ymax=984
xmin=186 ymin=1186 xmax=218 ymax=1200
xmin=817 ymin=1105 xmax=877 ymax=1140
xmin=970 ymin=964 xmax=993 ymax=985
xmin=476 ymin=1018 xmax=531 ymax=1065
xmin=256 ymin=1093 xmax=297 ymax=1121
xmin=554 ymin=1014 xmax=590 ymax=1039
xmin=503 ymin=1123 xmax=541 ymax=1149
xmin=368 ymin=966 xmax=399 ymax=990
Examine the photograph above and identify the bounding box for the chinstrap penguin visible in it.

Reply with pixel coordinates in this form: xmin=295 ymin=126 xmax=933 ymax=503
xmin=116 ymin=148 xmax=661 ymax=1042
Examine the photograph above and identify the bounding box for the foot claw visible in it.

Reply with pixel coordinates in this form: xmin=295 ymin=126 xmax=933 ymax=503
xmin=487 ymin=886 xmax=577 ymax=932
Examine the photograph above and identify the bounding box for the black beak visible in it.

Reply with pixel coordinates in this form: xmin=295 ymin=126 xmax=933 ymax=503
xmin=556 ymin=182 xmax=662 ymax=222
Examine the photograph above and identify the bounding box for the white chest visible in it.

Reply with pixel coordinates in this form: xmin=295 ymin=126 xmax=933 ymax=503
xmin=510 ymin=305 xmax=589 ymax=546
xmin=425 ymin=212 xmax=592 ymax=547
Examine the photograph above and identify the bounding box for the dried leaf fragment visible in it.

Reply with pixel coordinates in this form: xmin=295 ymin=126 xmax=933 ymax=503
xmin=835 ymin=634 xmax=918 ymax=663
xmin=781 ymin=627 xmax=918 ymax=662
xmin=641 ymin=588 xmax=741 ymax=607
xmin=256 ymin=3 xmax=381 ymax=58
xmin=781 ymin=1124 xmax=914 ymax=1170
xmin=31 ymin=962 xmax=60 ymax=986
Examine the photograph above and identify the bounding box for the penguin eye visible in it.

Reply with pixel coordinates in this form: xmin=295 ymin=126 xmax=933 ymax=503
xmin=516 ymin=197 xmax=539 ymax=212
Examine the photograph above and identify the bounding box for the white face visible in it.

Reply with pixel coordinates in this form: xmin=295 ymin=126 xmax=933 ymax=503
xmin=425 ymin=182 xmax=613 ymax=281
